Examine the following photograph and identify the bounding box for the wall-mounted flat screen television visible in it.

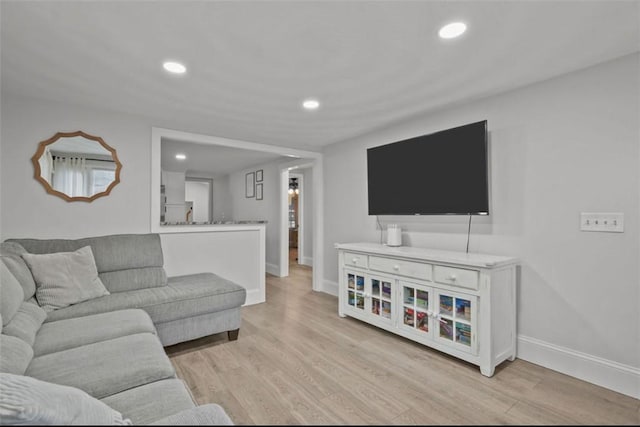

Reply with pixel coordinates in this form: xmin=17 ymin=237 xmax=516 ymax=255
xmin=367 ymin=120 xmax=489 ymax=215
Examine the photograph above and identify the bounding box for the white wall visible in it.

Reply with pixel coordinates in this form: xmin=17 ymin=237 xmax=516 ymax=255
xmin=211 ymin=175 xmax=233 ymax=222
xmin=185 ymin=180 xmax=210 ymax=222
xmin=300 ymin=167 xmax=314 ymax=266
xmin=323 ymin=54 xmax=639 ymax=390
xmin=0 ymin=94 xmax=267 ymax=306
xmin=161 ymin=228 xmax=265 ymax=305
xmin=230 ymin=161 xmax=281 ymax=271
xmin=184 ymin=172 xmax=234 ymax=223
xmin=1 ymin=94 xmax=152 ymax=239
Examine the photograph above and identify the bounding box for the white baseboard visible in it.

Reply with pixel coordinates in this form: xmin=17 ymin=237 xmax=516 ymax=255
xmin=322 ymin=279 xmax=338 ymax=296
xmin=243 ymin=288 xmax=265 ymax=306
xmin=265 ymin=262 xmax=280 ymax=277
xmin=517 ymin=334 xmax=640 ymax=399
xmin=300 ymin=256 xmax=313 ymax=267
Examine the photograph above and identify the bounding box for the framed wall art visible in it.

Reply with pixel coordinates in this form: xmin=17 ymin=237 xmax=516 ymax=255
xmin=245 ymin=172 xmax=255 ymax=198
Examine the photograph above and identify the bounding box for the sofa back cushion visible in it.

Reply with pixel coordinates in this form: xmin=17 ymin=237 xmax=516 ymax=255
xmin=0 ymin=243 xmax=37 ymax=300
xmin=97 ymin=268 xmax=168 ymax=293
xmin=6 ymin=234 xmax=168 ymax=293
xmin=0 ymin=261 xmax=25 ymax=326
xmin=0 ymin=334 xmax=33 ymax=375
xmin=2 ymin=301 xmax=46 ymax=346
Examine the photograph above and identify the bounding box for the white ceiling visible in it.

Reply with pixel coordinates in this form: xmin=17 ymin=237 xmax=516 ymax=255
xmin=161 ymin=139 xmax=288 ymax=177
xmin=48 ymin=136 xmax=111 ymax=157
xmin=2 ymin=1 xmax=638 ymax=150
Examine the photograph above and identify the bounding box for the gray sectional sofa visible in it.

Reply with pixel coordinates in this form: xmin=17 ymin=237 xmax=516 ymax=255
xmin=0 ymin=233 xmax=247 ymax=425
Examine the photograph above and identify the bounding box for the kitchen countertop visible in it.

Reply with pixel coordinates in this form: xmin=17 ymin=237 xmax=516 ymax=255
xmin=160 ymin=220 xmax=268 ymax=226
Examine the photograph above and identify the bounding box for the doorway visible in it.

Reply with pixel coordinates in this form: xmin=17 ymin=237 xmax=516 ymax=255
xmin=288 ymin=174 xmax=302 ymax=264
xmin=185 ymin=178 xmax=213 ymax=223
xmin=280 ymin=163 xmax=317 ymax=283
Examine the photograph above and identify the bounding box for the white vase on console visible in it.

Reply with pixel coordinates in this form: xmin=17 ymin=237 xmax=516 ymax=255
xmin=386 ymin=224 xmax=402 ymax=247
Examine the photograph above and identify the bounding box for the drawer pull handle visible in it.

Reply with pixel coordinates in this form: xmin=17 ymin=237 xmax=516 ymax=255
xmin=393 ymin=264 xmax=400 ymax=270
xmin=352 ymin=258 xmax=358 ymax=263
xmin=448 ymin=274 xmax=457 ymax=281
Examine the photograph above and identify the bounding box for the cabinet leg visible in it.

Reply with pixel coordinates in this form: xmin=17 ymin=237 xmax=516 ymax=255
xmin=508 ymin=354 xmax=516 ymax=362
xmin=227 ymin=328 xmax=240 ymax=341
xmin=480 ymin=364 xmax=495 ymax=377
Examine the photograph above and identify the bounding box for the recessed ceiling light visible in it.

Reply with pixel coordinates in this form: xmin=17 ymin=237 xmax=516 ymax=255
xmin=175 ymin=153 xmax=186 ymax=160
xmin=302 ymin=99 xmax=320 ymax=110
xmin=439 ymin=22 xmax=467 ymax=39
xmin=163 ymin=61 xmax=187 ymax=74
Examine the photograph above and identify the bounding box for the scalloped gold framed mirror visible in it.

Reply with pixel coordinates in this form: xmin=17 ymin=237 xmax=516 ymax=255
xmin=32 ymin=131 xmax=122 ymax=202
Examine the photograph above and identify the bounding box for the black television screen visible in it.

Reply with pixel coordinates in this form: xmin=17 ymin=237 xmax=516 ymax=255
xmin=367 ymin=120 xmax=489 ymax=215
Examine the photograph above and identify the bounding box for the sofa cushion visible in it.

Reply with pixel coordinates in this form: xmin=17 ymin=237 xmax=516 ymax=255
xmin=0 ymin=260 xmax=25 ymax=326
xmin=150 ymin=404 xmax=234 ymax=425
xmin=22 ymin=246 xmax=110 ymax=312
xmin=2 ymin=301 xmax=46 ymax=346
xmin=33 ymin=309 xmax=156 ymax=356
xmin=44 ymin=273 xmax=247 ymax=324
xmin=102 ymin=379 xmax=195 ymax=425
xmin=0 ymin=373 xmax=132 ymax=425
xmin=7 ymin=234 xmax=168 ymax=293
xmin=99 ymin=267 xmax=168 ymax=293
xmin=0 ymin=243 xmax=37 ymax=299
xmin=0 ymin=334 xmax=33 ymax=375
xmin=26 ymin=333 xmax=175 ymax=399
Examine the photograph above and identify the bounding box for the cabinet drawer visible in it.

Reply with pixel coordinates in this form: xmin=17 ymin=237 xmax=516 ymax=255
xmin=369 ymin=256 xmax=431 ymax=281
xmin=433 ymin=265 xmax=479 ymax=290
xmin=343 ymin=252 xmax=368 ymax=269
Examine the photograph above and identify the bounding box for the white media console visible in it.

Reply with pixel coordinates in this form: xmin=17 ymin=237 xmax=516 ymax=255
xmin=335 ymin=242 xmax=518 ymax=376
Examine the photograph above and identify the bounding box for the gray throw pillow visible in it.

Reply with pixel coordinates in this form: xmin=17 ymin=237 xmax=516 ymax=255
xmin=0 ymin=373 xmax=132 ymax=425
xmin=21 ymin=246 xmax=110 ymax=312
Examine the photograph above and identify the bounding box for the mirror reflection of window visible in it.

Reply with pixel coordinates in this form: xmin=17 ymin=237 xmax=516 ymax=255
xmin=50 ymin=156 xmax=116 ymax=197
xmin=91 ymin=168 xmax=117 ymax=194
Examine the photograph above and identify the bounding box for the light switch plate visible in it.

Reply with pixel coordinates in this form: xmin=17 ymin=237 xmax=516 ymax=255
xmin=580 ymin=212 xmax=624 ymax=233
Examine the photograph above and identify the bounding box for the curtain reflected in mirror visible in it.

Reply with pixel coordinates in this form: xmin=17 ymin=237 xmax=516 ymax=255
xmin=32 ymin=131 xmax=122 ymax=202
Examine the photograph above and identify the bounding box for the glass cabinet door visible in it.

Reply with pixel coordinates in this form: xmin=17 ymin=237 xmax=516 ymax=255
xmin=435 ymin=290 xmax=477 ymax=353
xmin=400 ymin=281 xmax=432 ymax=337
xmin=346 ymin=270 xmax=366 ymax=312
xmin=369 ymin=275 xmax=393 ymax=321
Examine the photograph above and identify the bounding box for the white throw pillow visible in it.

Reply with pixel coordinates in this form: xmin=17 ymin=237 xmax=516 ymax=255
xmin=0 ymin=373 xmax=131 ymax=425
xmin=21 ymin=246 xmax=110 ymax=312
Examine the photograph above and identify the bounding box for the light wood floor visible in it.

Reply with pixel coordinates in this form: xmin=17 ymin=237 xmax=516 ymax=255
xmin=166 ymin=264 xmax=640 ymax=425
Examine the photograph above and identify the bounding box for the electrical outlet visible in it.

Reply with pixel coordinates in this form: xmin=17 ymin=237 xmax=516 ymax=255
xmin=580 ymin=212 xmax=624 ymax=233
